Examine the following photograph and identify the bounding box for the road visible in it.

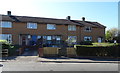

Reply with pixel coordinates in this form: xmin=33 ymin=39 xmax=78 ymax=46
xmin=1 ymin=56 xmax=119 ymax=71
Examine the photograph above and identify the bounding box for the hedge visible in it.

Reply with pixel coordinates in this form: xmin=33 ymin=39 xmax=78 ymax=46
xmin=0 ymin=40 xmax=12 ymax=49
xmin=0 ymin=40 xmax=20 ymax=56
xmin=79 ymin=41 xmax=93 ymax=45
xmin=75 ymin=44 xmax=120 ymax=57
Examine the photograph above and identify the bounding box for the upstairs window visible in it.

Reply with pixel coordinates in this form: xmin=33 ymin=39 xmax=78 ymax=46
xmin=0 ymin=21 xmax=12 ymax=28
xmin=27 ymin=23 xmax=37 ymax=29
xmin=47 ymin=24 xmax=56 ymax=30
xmin=68 ymin=25 xmax=76 ymax=31
xmin=85 ymin=27 xmax=91 ymax=32
xmin=84 ymin=36 xmax=92 ymax=41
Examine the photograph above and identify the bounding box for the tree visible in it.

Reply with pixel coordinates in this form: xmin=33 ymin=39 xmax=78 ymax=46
xmin=105 ymin=28 xmax=118 ymax=41
xmin=105 ymin=30 xmax=112 ymax=40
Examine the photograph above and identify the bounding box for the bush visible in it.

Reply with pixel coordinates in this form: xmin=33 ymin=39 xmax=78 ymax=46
xmin=8 ymin=45 xmax=20 ymax=56
xmin=0 ymin=40 xmax=20 ymax=56
xmin=0 ymin=40 xmax=8 ymax=44
xmin=75 ymin=44 xmax=120 ymax=57
xmin=80 ymin=41 xmax=93 ymax=45
xmin=0 ymin=40 xmax=12 ymax=49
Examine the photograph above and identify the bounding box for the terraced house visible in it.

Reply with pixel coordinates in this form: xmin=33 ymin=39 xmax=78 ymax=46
xmin=0 ymin=11 xmax=106 ymax=47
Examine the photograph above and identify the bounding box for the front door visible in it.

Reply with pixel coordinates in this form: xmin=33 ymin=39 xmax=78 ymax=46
xmin=98 ymin=38 xmax=102 ymax=43
xmin=31 ymin=35 xmax=37 ymax=45
xmin=20 ymin=35 xmax=28 ymax=46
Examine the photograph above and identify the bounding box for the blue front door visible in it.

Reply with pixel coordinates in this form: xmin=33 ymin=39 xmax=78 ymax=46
xmin=29 ymin=35 xmax=37 ymax=45
xmin=32 ymin=35 xmax=37 ymax=42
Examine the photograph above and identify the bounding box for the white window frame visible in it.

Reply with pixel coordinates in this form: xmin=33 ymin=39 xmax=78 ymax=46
xmin=68 ymin=25 xmax=76 ymax=31
xmin=47 ymin=24 xmax=56 ymax=30
xmin=0 ymin=34 xmax=12 ymax=43
xmin=85 ymin=26 xmax=92 ymax=32
xmin=84 ymin=36 xmax=92 ymax=41
xmin=0 ymin=21 xmax=12 ymax=28
xmin=27 ymin=23 xmax=37 ymax=29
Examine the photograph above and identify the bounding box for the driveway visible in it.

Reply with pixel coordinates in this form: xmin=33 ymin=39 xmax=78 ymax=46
xmin=20 ymin=48 xmax=38 ymax=56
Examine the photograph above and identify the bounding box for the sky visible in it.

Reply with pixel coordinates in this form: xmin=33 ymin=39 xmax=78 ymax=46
xmin=0 ymin=0 xmax=118 ymax=30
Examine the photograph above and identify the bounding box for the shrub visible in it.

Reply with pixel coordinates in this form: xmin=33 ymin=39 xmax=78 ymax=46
xmin=0 ymin=40 xmax=12 ymax=49
xmin=8 ymin=45 xmax=20 ymax=56
xmin=75 ymin=44 xmax=120 ymax=57
xmin=0 ymin=40 xmax=8 ymax=44
xmin=0 ymin=40 xmax=20 ymax=56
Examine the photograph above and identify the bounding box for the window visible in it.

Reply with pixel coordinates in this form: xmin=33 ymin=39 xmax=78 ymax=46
xmin=84 ymin=36 xmax=92 ymax=41
xmin=0 ymin=34 xmax=12 ymax=43
xmin=37 ymin=36 xmax=41 ymax=39
xmin=0 ymin=21 xmax=12 ymax=28
xmin=47 ymin=24 xmax=56 ymax=30
xmin=85 ymin=27 xmax=91 ymax=32
xmin=68 ymin=36 xmax=77 ymax=43
xmin=56 ymin=36 xmax=61 ymax=40
xmin=47 ymin=36 xmax=52 ymax=40
xmin=27 ymin=23 xmax=37 ymax=29
xmin=43 ymin=36 xmax=47 ymax=44
xmin=68 ymin=25 xmax=76 ymax=31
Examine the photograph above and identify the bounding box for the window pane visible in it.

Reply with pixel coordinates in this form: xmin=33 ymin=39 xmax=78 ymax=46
xmin=52 ymin=36 xmax=56 ymax=39
xmin=0 ymin=34 xmax=12 ymax=43
xmin=47 ymin=24 xmax=56 ymax=30
xmin=68 ymin=25 xmax=76 ymax=31
xmin=84 ymin=36 xmax=92 ymax=41
xmin=85 ymin=27 xmax=91 ymax=32
xmin=56 ymin=36 xmax=61 ymax=40
xmin=68 ymin=36 xmax=77 ymax=43
xmin=37 ymin=36 xmax=41 ymax=39
xmin=27 ymin=23 xmax=37 ymax=29
xmin=0 ymin=21 xmax=12 ymax=28
xmin=47 ymin=36 xmax=52 ymax=40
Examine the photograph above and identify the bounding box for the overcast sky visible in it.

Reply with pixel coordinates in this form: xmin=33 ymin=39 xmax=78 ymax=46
xmin=0 ymin=0 xmax=119 ymax=30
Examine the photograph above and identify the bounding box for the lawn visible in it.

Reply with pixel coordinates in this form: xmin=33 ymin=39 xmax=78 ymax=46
xmin=92 ymin=43 xmax=118 ymax=46
xmin=74 ymin=43 xmax=119 ymax=48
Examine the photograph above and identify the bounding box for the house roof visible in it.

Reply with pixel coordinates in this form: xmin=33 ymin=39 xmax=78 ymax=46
xmin=1 ymin=14 xmax=106 ymax=28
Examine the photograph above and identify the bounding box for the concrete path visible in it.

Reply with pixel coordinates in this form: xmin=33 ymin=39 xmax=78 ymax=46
xmin=38 ymin=57 xmax=120 ymax=63
xmin=20 ymin=49 xmax=38 ymax=56
xmin=1 ymin=56 xmax=120 ymax=63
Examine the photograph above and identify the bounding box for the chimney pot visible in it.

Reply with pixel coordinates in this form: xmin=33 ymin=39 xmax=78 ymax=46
xmin=66 ymin=16 xmax=71 ymax=20
xmin=7 ymin=11 xmax=11 ymax=16
xmin=82 ymin=17 xmax=85 ymax=21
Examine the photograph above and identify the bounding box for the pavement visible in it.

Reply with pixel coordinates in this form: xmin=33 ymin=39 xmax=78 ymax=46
xmin=37 ymin=57 xmax=120 ymax=63
xmin=1 ymin=56 xmax=120 ymax=64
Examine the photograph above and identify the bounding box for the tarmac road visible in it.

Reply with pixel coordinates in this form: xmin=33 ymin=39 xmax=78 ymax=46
xmin=1 ymin=56 xmax=119 ymax=71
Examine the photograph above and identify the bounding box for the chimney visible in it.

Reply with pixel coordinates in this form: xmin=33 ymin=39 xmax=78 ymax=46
xmin=7 ymin=11 xmax=11 ymax=16
xmin=82 ymin=17 xmax=85 ymax=21
xmin=66 ymin=16 xmax=71 ymax=20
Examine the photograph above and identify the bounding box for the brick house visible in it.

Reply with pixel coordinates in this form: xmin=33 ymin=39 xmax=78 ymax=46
xmin=0 ymin=11 xmax=106 ymax=47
